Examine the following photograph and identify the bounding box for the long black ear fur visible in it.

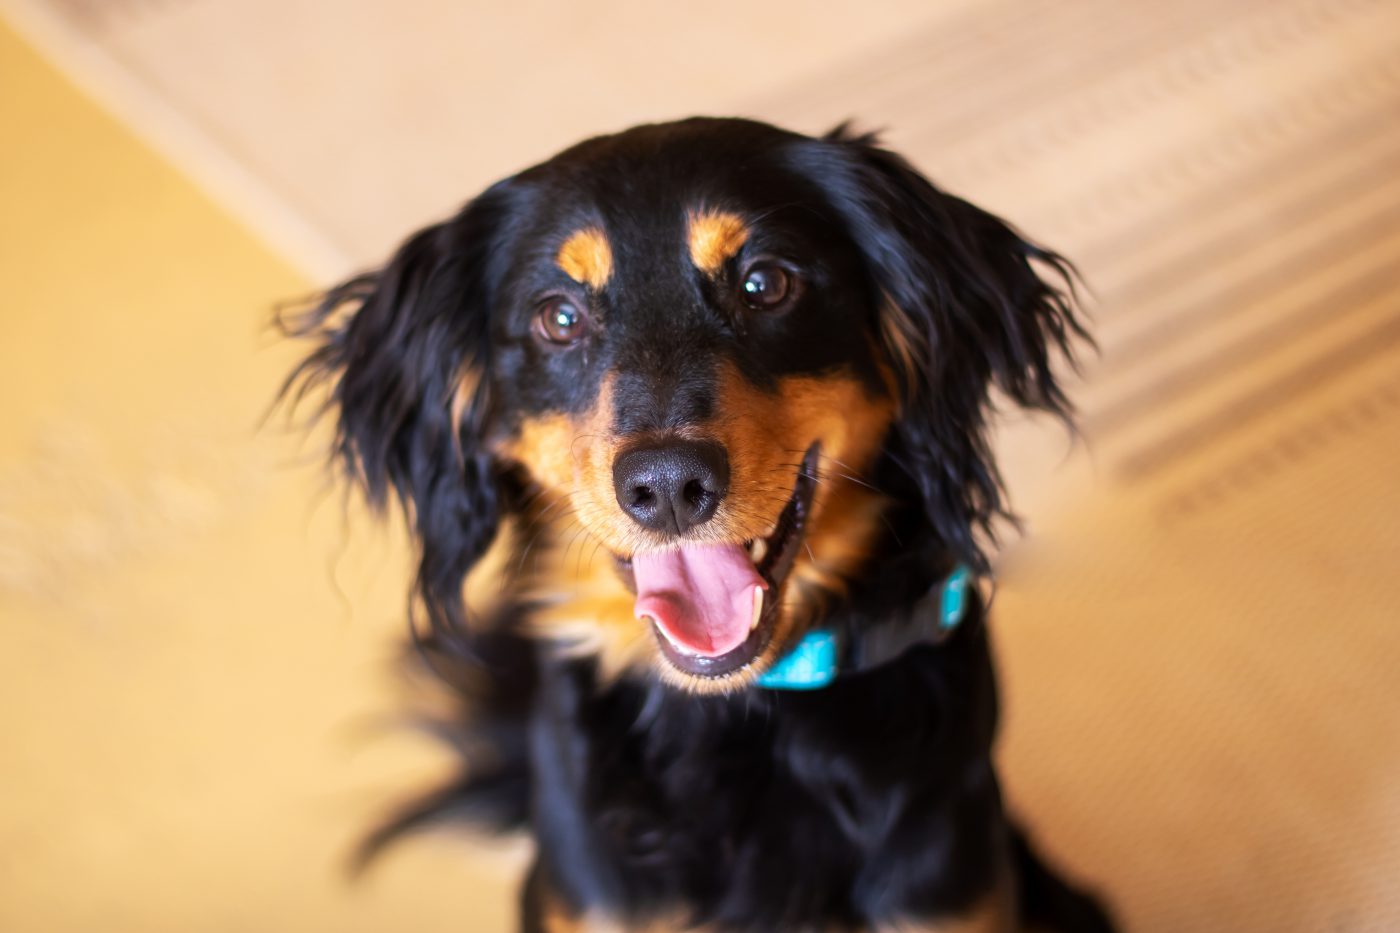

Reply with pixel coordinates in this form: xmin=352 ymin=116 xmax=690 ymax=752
xmin=801 ymin=126 xmax=1086 ymax=572
xmin=278 ymin=189 xmax=540 ymax=865
xmin=279 ymin=184 xmax=518 ymax=648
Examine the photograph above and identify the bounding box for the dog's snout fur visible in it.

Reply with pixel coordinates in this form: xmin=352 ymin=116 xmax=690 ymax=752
xmin=609 ymin=357 xmax=717 ymax=436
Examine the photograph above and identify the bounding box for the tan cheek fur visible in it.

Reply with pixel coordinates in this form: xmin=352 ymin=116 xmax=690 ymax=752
xmin=493 ymin=378 xmax=655 ymax=680
xmin=710 ymin=363 xmax=897 ymax=670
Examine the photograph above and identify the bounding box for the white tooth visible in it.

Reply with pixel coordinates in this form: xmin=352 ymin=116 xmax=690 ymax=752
xmin=750 ymin=587 xmax=765 ymax=631
xmin=749 ymin=538 xmax=769 ymax=564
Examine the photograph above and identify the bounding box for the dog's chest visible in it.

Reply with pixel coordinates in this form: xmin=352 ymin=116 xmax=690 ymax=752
xmin=529 ymin=650 xmax=1005 ymax=930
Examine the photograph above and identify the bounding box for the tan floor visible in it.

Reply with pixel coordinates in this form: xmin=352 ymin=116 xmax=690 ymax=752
xmin=3 ymin=1 xmax=1399 ymax=930
xmin=0 ymin=24 xmax=518 ymax=933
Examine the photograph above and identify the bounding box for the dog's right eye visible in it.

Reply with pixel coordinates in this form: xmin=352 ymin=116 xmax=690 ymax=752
xmin=535 ymin=297 xmax=589 ymax=345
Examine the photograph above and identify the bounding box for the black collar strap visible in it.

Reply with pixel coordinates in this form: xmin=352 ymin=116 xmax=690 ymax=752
xmin=756 ymin=565 xmax=973 ymax=690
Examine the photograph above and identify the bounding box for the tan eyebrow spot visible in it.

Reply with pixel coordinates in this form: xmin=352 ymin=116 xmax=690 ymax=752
xmin=687 ymin=209 xmax=749 ymax=274
xmin=556 ymin=227 xmax=613 ymax=289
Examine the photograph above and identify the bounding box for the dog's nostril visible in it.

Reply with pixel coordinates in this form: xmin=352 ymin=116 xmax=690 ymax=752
xmin=682 ymin=479 xmax=708 ymax=508
xmin=612 ymin=440 xmax=729 ymax=535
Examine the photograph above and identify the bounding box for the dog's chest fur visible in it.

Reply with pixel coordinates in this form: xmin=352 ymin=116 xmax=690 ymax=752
xmin=525 ymin=600 xmax=1008 ymax=932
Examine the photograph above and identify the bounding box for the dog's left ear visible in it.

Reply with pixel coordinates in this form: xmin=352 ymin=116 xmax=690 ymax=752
xmin=798 ymin=127 xmax=1085 ymax=571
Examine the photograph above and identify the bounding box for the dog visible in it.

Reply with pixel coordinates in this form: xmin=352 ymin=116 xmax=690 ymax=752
xmin=283 ymin=117 xmax=1115 ymax=932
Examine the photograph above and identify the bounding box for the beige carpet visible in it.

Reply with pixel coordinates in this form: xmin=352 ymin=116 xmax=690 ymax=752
xmin=3 ymin=1 xmax=1398 ymax=930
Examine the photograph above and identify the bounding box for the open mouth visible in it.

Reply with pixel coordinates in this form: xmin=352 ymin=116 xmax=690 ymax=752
xmin=614 ymin=444 xmax=819 ymax=679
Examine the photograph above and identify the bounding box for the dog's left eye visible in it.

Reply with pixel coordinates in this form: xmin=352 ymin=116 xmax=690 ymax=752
xmin=739 ymin=263 xmax=794 ymax=310
xmin=535 ymin=297 xmax=589 ymax=345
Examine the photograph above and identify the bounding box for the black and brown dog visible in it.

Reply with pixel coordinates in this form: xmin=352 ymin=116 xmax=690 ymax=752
xmin=284 ymin=118 xmax=1115 ymax=932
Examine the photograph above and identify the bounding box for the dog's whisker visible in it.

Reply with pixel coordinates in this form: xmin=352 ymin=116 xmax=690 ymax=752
xmin=584 ymin=535 xmax=608 ymax=575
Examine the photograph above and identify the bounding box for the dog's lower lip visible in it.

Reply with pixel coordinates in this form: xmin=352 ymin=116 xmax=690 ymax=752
xmin=630 ymin=443 xmax=818 ymax=680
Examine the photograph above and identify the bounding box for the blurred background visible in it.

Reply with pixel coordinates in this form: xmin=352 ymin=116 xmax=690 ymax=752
xmin=2 ymin=0 xmax=1397 ymax=929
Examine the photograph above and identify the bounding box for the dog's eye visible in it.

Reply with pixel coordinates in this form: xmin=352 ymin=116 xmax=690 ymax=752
xmin=739 ymin=263 xmax=793 ymax=310
xmin=535 ymin=298 xmax=589 ymax=345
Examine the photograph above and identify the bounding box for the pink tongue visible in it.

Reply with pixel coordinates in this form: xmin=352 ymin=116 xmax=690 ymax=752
xmin=633 ymin=544 xmax=766 ymax=658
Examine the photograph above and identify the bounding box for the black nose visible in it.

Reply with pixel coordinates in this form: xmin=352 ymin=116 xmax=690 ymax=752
xmin=612 ymin=440 xmax=729 ymax=535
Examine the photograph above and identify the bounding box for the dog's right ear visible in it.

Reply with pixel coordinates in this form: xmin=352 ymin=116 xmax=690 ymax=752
xmin=280 ymin=183 xmax=519 ymax=644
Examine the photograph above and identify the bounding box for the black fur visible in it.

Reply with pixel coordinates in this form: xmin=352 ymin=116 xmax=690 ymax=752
xmin=281 ymin=185 xmax=523 ymax=648
xmin=799 ymin=125 xmax=1085 ymax=574
xmin=282 ymin=118 xmax=1113 ymax=931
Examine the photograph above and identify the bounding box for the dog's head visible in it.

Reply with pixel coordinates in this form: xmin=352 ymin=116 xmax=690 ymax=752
xmin=285 ymin=118 xmax=1079 ymax=693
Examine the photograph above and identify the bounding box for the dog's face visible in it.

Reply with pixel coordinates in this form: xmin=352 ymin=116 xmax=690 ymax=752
xmin=286 ymin=118 xmax=1078 ymax=693
xmin=481 ymin=123 xmax=901 ymax=689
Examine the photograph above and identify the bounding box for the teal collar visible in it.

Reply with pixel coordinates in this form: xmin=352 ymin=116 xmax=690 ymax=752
xmin=757 ymin=564 xmax=973 ymax=691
